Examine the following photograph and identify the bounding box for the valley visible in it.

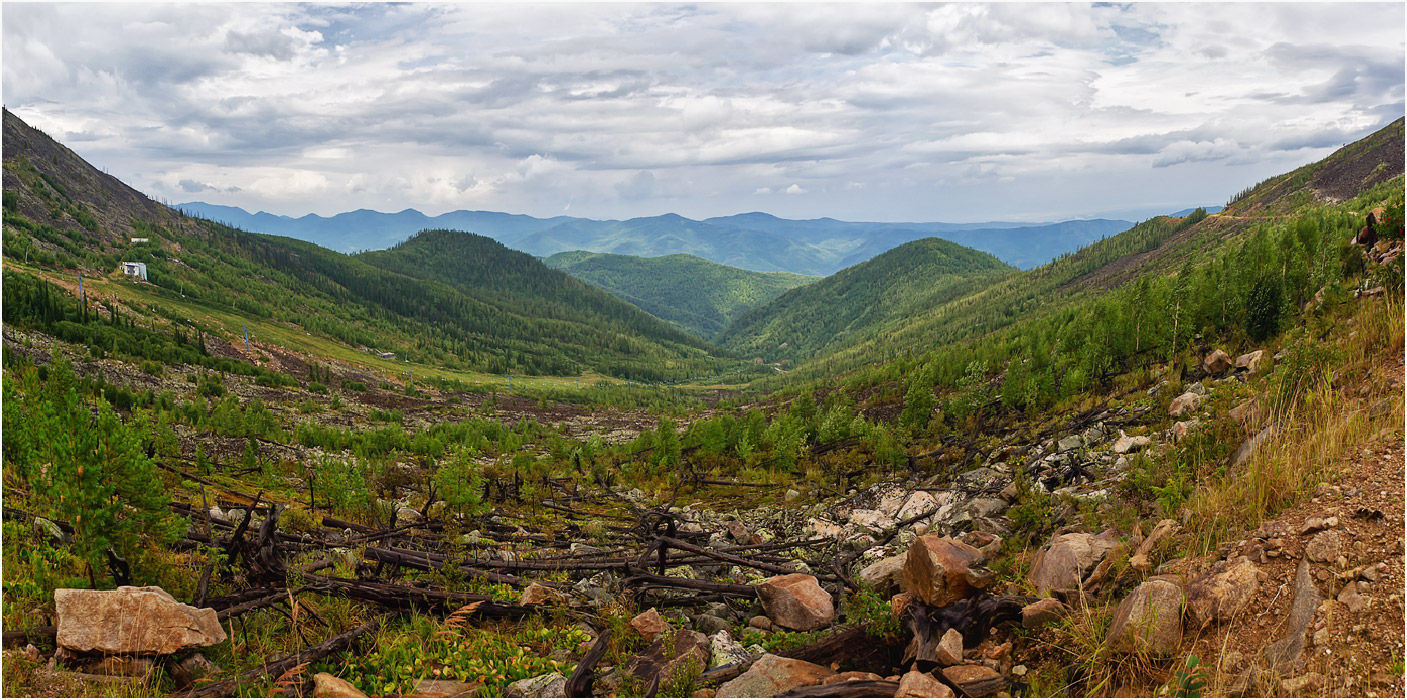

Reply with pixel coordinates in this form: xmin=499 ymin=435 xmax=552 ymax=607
xmin=2 ymin=108 xmax=1404 ymax=700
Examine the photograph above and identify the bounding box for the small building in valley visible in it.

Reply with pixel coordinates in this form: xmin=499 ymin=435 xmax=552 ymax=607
xmin=120 ymin=261 xmax=148 ymax=281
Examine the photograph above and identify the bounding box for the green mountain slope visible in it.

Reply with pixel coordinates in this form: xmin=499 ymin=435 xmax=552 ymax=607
xmin=1 ymin=109 xmax=730 ymax=381
xmin=748 ymin=117 xmax=1404 ymax=393
xmin=543 ymin=251 xmax=815 ymax=340
xmin=717 ymin=237 xmax=1016 ymax=363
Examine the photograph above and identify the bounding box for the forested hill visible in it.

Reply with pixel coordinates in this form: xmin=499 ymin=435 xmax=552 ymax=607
xmin=0 ymin=109 xmax=731 ymax=381
xmin=543 ymin=251 xmax=815 ymax=341
xmin=354 ymin=230 xmax=718 ymax=352
xmin=717 ymin=237 xmax=1015 ymax=362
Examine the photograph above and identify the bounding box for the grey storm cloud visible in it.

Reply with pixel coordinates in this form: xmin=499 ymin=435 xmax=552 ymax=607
xmin=2 ymin=2 xmax=1402 ymax=222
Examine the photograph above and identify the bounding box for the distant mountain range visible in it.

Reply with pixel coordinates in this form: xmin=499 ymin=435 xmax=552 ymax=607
xmin=177 ymin=201 xmax=1146 ymax=275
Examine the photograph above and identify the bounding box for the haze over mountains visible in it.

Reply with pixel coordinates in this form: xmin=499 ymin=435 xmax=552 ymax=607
xmin=177 ymin=201 xmax=1138 ymax=275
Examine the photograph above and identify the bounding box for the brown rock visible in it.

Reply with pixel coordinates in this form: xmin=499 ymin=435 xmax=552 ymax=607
xmin=1021 ymin=598 xmax=1067 ymax=628
xmin=1337 ymin=581 xmax=1367 ymax=614
xmin=716 ymin=653 xmax=832 ymax=697
xmin=940 ymin=664 xmax=1005 ymax=696
xmin=756 ymin=574 xmax=835 ymax=631
xmin=1107 ymin=580 xmax=1184 ymax=655
xmin=55 ymin=586 xmax=226 ymax=656
xmin=1028 ymin=532 xmax=1119 ymax=594
xmin=1305 ymin=531 xmax=1343 ymax=563
xmin=1168 ymin=391 xmax=1203 ymax=417
xmin=519 ymin=583 xmax=570 ymax=607
xmin=1203 ymin=349 xmax=1233 ymax=375
xmin=896 ymin=669 xmax=955 ymax=698
xmin=630 ymin=608 xmax=671 ymax=642
xmin=902 ymin=535 xmax=989 ymax=607
xmin=935 ymin=628 xmax=964 ymax=666
xmin=1187 ymin=558 xmax=1260 ymax=628
xmin=313 ymin=673 xmax=367 ymax=698
xmin=747 ymin=615 xmax=773 ymax=631
xmin=1228 ymin=401 xmax=1255 ymax=425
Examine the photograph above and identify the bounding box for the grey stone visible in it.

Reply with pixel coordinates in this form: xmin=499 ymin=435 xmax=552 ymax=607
xmin=1264 ymin=560 xmax=1320 ymax=672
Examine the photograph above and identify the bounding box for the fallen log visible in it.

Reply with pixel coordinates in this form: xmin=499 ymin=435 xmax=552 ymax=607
xmin=779 ymin=680 xmax=900 ymax=697
xmin=184 ymin=615 xmax=388 ymax=697
xmin=302 ymin=574 xmax=535 ymax=617
xmin=656 ymin=536 xmax=839 ymax=582
xmin=565 ymin=628 xmax=612 ymax=697
xmin=622 ymin=571 xmax=757 ymax=598
xmin=1 ymin=626 xmax=56 ymax=648
xmin=774 ymin=626 xmax=898 ymax=670
xmin=216 ymin=586 xmax=309 ymax=621
xmin=362 ymin=546 xmax=539 ymax=587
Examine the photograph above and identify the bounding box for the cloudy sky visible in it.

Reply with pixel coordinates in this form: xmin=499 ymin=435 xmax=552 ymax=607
xmin=4 ymin=2 xmax=1403 ymax=222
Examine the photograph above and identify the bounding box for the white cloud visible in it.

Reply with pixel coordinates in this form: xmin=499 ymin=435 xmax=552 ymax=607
xmin=2 ymin=2 xmax=1401 ymax=221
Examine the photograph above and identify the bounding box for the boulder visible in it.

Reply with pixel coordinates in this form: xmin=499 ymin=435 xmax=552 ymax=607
xmin=1106 ymin=579 xmax=1184 ymax=655
xmin=630 ymin=608 xmax=671 ymax=642
xmin=708 ymin=630 xmax=752 ymax=670
xmin=55 ymin=586 xmax=225 ymax=655
xmin=33 ymin=517 xmax=66 ymax=543
xmin=896 ymin=491 xmax=940 ymax=521
xmin=1112 ymin=432 xmax=1149 ymax=454
xmin=725 ymin=520 xmax=752 ymax=546
xmin=313 ymin=673 xmax=367 ymax=698
xmin=715 ymin=653 xmax=831 ymax=697
xmin=1203 ymin=350 xmax=1233 ymax=375
xmin=1235 ymin=350 xmax=1265 ymax=374
xmin=902 ymin=535 xmax=990 ymax=606
xmin=858 ymin=555 xmax=907 ymax=593
xmin=939 ymin=665 xmax=1005 ymax=696
xmin=695 ymin=614 xmax=730 ymax=636
xmin=1027 ymin=532 xmax=1119 ymax=594
xmin=896 ymin=669 xmax=955 ymax=698
xmin=520 ymin=583 xmax=570 ymax=607
xmin=848 ymin=509 xmax=895 ymax=532
xmin=1168 ymin=392 xmax=1203 ymax=417
xmin=935 ymin=627 xmax=964 ymax=666
xmin=506 ymin=672 xmax=566 ymax=698
xmin=756 ymin=574 xmax=835 ymax=631
xmin=1187 ymin=558 xmax=1259 ymax=629
xmin=1057 ymin=435 xmax=1083 ymax=452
